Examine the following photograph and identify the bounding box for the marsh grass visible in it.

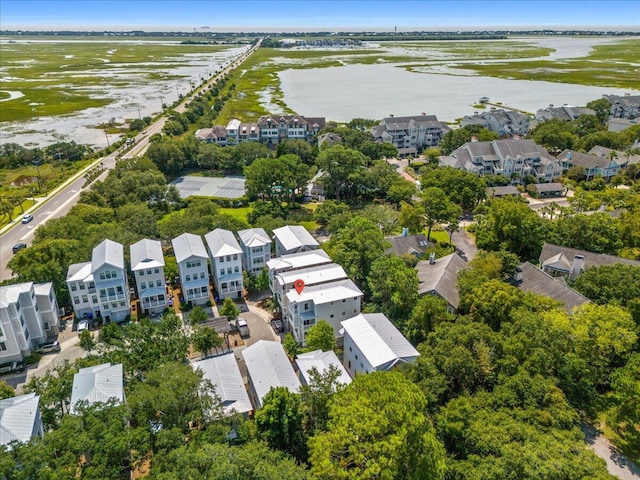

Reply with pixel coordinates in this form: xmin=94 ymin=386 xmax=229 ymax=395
xmin=452 ymin=39 xmax=640 ymax=90
xmin=0 ymin=37 xmax=231 ymax=122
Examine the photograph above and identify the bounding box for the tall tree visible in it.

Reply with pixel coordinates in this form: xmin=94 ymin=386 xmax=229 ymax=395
xmin=367 ymin=255 xmax=419 ymax=327
xmin=309 ymin=371 xmax=446 ymax=480
xmin=421 ymin=186 xmax=461 ymax=241
xmin=316 ymin=145 xmax=365 ymax=200
xmin=256 ymin=387 xmax=307 ymax=463
xmin=304 ymin=320 xmax=337 ymax=352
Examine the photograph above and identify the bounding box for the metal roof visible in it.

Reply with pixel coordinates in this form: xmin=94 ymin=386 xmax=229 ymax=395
xmin=204 ymin=228 xmax=242 ymax=258
xmin=192 ymin=354 xmax=252 ymax=416
xmin=130 ymin=238 xmax=165 ymax=271
xmin=70 ymin=363 xmax=124 ymax=414
xmin=238 ymin=228 xmax=271 ymax=248
xmin=273 ymin=225 xmax=318 ymax=252
xmin=0 ymin=393 xmax=41 ymax=449
xmin=242 ymin=340 xmax=300 ymax=407
xmin=0 ymin=282 xmax=33 ymax=308
xmin=276 ymin=263 xmax=347 ymax=288
xmin=266 ymin=249 xmax=331 ymax=272
xmin=91 ymin=239 xmax=125 ymax=273
xmin=295 ymin=350 xmax=352 ymax=386
xmin=285 ymin=279 xmax=363 ymax=305
xmin=66 ymin=261 xmax=92 ymax=282
xmin=341 ymin=313 xmax=419 ymax=369
xmin=172 ymin=233 xmax=208 ymax=264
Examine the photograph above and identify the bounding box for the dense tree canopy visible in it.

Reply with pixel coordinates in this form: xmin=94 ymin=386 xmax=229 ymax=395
xmin=309 ymin=371 xmax=446 ymax=480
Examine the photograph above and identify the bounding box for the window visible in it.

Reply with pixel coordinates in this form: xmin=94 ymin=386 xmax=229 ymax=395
xmin=120 ymin=301 xmax=125 ymax=307
xmin=219 ymin=257 xmax=224 ymax=263
xmin=342 ymin=299 xmax=346 ymax=303
xmin=304 ymin=303 xmax=309 ymax=311
xmin=185 ymin=275 xmax=190 ymax=282
xmin=117 ymin=286 xmax=123 ymax=294
xmin=103 ymin=304 xmax=109 ymax=309
xmin=227 ymin=268 xmax=232 ymax=274
xmin=154 ymin=268 xmax=159 ymax=274
xmin=25 ymin=329 xmax=29 ymax=340
xmin=108 ymin=287 xmax=115 ymax=296
xmin=111 ymin=302 xmax=117 ymax=308
xmin=348 ymin=360 xmax=351 ymax=369
xmin=156 ymin=280 xmax=162 ymax=287
xmin=330 ymin=314 xmax=334 ymax=318
xmin=74 ymin=297 xmax=80 ymax=304
xmin=226 ymin=256 xmax=231 ymax=262
xmin=105 ymin=271 xmax=112 ymax=279
xmin=233 ymin=254 xmax=238 ymax=261
xmin=16 ymin=303 xmax=20 ymax=312
xmin=82 ymin=295 xmax=88 ymax=303
xmin=201 ymin=287 xmax=208 ymax=293
xmin=0 ymin=342 xmax=6 ymax=351
xmin=146 ymin=269 xmax=152 ymax=276
xmin=342 ymin=312 xmax=345 ymax=316
xmin=79 ymin=282 xmax=85 ymax=290
xmin=234 ymin=266 xmax=239 ymax=273
xmin=0 ymin=326 xmax=3 ymax=337
xmin=140 ymin=270 xmax=144 ymax=276
xmin=158 ymin=294 xmax=165 ymax=301
xmin=99 ymin=272 xmax=106 ymax=280
xmin=92 ymin=295 xmax=98 ymax=304
xmin=141 ymin=282 xmax=146 ymax=290
xmin=200 ymin=272 xmax=205 ymax=279
xmin=220 ymin=269 xmax=224 ymax=276
xmin=70 ymin=284 xmax=77 ymax=291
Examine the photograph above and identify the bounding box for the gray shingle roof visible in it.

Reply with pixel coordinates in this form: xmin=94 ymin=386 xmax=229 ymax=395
xmin=539 ymin=243 xmax=640 ymax=272
xmin=557 ymin=150 xmax=613 ymax=169
xmin=415 ymin=253 xmax=468 ymax=309
xmin=533 ymin=182 xmax=565 ymax=193
xmin=486 ymin=185 xmax=521 ymax=197
xmin=385 ymin=234 xmax=431 ymax=256
xmin=515 ymin=262 xmax=590 ymax=312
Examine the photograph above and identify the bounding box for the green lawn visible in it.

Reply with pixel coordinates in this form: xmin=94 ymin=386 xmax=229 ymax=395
xmin=218 ymin=206 xmax=252 ymax=223
xmin=426 ymin=230 xmax=451 ymax=244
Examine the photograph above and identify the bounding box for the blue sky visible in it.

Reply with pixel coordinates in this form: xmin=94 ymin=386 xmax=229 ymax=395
xmin=1 ymin=1 xmax=639 ymax=31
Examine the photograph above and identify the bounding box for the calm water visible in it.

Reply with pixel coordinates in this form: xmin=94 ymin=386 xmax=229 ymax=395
xmin=278 ymin=37 xmax=639 ymax=123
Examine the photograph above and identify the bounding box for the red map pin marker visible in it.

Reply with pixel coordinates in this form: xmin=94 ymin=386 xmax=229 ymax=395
xmin=293 ymin=279 xmax=305 ymax=295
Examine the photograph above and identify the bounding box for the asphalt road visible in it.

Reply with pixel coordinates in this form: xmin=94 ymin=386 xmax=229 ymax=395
xmin=582 ymin=424 xmax=640 ymax=480
xmin=0 ymin=41 xmax=261 ymax=282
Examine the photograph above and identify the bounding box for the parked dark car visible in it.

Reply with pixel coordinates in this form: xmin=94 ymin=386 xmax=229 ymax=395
xmin=12 ymin=243 xmax=27 ymax=253
xmin=272 ymin=319 xmax=283 ymax=333
xmin=0 ymin=362 xmax=26 ymax=375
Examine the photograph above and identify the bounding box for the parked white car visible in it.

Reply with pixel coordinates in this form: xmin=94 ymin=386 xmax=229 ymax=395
xmin=77 ymin=319 xmax=90 ymax=332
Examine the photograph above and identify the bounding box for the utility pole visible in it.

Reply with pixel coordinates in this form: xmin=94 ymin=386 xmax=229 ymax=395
xmin=103 ymin=125 xmax=110 ymax=148
xmin=137 ymin=105 xmax=142 ymax=120
xmin=32 ymin=160 xmax=42 ymax=193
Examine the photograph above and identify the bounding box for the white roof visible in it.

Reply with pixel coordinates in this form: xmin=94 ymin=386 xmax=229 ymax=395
xmin=0 ymin=393 xmax=41 ymax=449
xmin=130 ymin=238 xmax=165 ymax=271
xmin=172 ymin=233 xmax=208 ymax=264
xmin=66 ymin=261 xmax=93 ymax=282
xmin=273 ymin=225 xmax=319 ymax=252
xmin=70 ymin=363 xmax=124 ymax=413
xmin=226 ymin=118 xmax=241 ymax=130
xmin=238 ymin=228 xmax=271 ymax=248
xmin=192 ymin=354 xmax=252 ymax=415
xmin=204 ymin=228 xmax=242 ymax=258
xmin=276 ymin=263 xmax=347 ymax=288
xmin=286 ymin=279 xmax=363 ymax=305
xmin=242 ymin=340 xmax=301 ymax=407
xmin=295 ymin=350 xmax=352 ymax=386
xmin=341 ymin=313 xmax=419 ymax=370
xmin=91 ymin=239 xmax=124 ymax=272
xmin=0 ymin=282 xmax=33 ymax=308
xmin=33 ymin=282 xmax=53 ymax=297
xmin=267 ymin=249 xmax=331 ymax=272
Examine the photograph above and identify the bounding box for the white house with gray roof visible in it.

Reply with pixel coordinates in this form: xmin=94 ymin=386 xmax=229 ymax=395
xmin=461 ymin=108 xmax=530 ymax=137
xmin=205 ymin=228 xmax=244 ymax=300
xmin=374 ymin=114 xmax=450 ymax=156
xmin=340 ymin=313 xmax=419 ymax=377
xmin=192 ymin=353 xmax=252 ymax=416
xmin=444 ymin=139 xmax=562 ymax=184
xmin=285 ymin=279 xmax=363 ymax=345
xmin=91 ymin=239 xmax=130 ymax=323
xmin=274 ymin=263 xmax=348 ymax=325
xmin=273 ymin=225 xmax=319 ymax=257
xmin=238 ymin=228 xmax=271 ymax=275
xmin=0 ymin=393 xmax=44 ymax=450
xmin=70 ymin=362 xmax=124 ymax=414
xmin=557 ymin=149 xmax=620 ymax=181
xmin=242 ymin=340 xmax=301 ymax=409
xmin=130 ymin=239 xmax=167 ymax=316
xmin=172 ymin=233 xmax=210 ymax=305
xmin=295 ymin=349 xmax=352 ymax=386
xmin=1 ymin=282 xmax=59 ymax=363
